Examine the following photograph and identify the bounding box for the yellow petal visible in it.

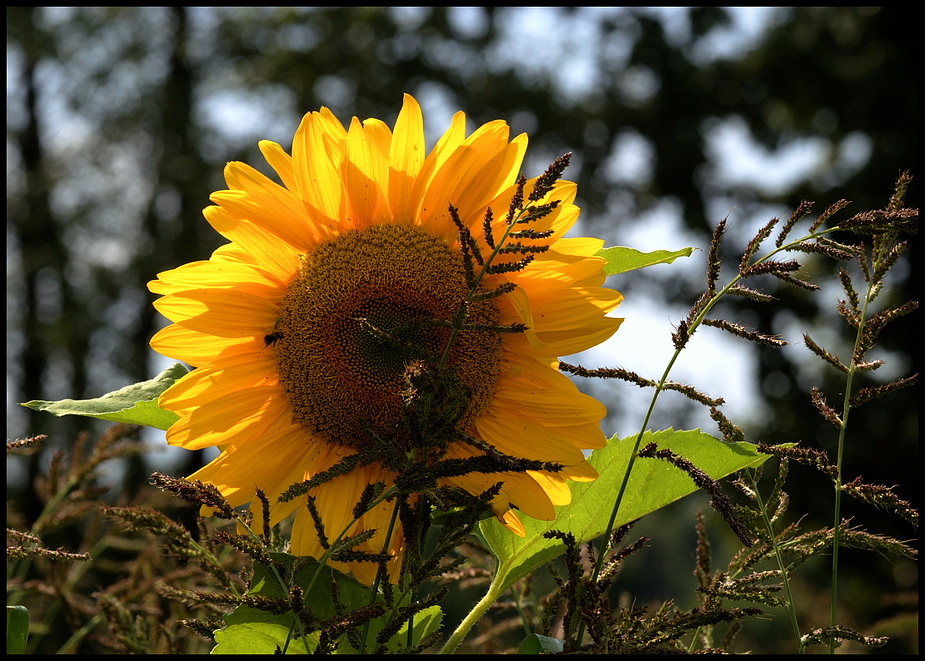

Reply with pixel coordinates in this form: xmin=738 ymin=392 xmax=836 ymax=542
xmin=490 ymin=385 xmax=606 ymax=427
xmin=343 ymin=116 xmax=389 ymax=229
xmin=202 ymin=206 xmax=302 ymax=285
xmin=159 ymin=353 xmax=277 ymax=413
xmin=187 ymin=425 xmax=313 ymax=507
xmin=149 ymin=324 xmax=257 ymax=365
xmin=258 ymin=139 xmax=298 ymax=193
xmin=153 ymin=287 xmax=279 ymax=337
xmin=389 ymin=93 xmax=425 ymax=222
xmin=526 ymin=470 xmax=572 ymax=507
xmin=292 ymin=111 xmax=345 ymax=231
xmin=165 ymin=385 xmax=290 ymax=450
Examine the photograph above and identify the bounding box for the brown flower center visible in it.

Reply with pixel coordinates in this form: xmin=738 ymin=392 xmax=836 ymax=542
xmin=274 ymin=223 xmax=502 ymax=450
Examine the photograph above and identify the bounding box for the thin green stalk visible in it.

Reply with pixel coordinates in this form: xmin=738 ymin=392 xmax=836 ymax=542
xmin=56 ymin=613 xmax=105 ymax=654
xmin=574 ymin=225 xmax=843 ymax=648
xmin=828 ymin=367 xmax=854 ymax=655
xmin=576 ymin=352 xmax=671 ymax=627
xmin=234 ymin=516 xmax=312 ymax=654
xmin=439 ymin=203 xmax=531 ymax=370
xmin=512 ymin=583 xmax=534 ymax=638
xmin=433 ymin=180 xmax=561 ymax=652
xmin=746 ymin=469 xmax=804 ymax=653
xmin=828 ymin=244 xmax=881 ymax=653
xmin=358 ymin=491 xmax=404 ymax=654
xmin=356 ymin=447 xmax=426 ymax=654
xmin=571 ymin=349 xmax=680 ymax=646
xmin=293 ymin=191 xmax=537 ymax=650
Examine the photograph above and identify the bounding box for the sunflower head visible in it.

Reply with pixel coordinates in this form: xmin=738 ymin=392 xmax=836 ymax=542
xmin=271 ymin=221 xmax=504 ymax=459
xmin=149 ymin=94 xmax=622 ymax=584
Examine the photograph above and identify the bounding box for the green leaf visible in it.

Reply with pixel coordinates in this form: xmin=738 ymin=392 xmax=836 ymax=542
xmin=596 ymin=245 xmax=694 ymax=276
xmin=21 ymin=363 xmax=189 ymax=431
xmin=517 ymin=633 xmax=565 ymax=654
xmin=480 ymin=429 xmax=768 ymax=596
xmin=213 ymin=606 xmax=318 ymax=655
xmin=213 ymin=553 xmax=442 ymax=654
xmin=6 ymin=605 xmax=29 ymax=654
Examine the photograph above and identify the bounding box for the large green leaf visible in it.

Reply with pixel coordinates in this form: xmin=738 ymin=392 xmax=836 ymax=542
xmin=213 ymin=553 xmax=442 ymax=654
xmin=480 ymin=429 xmax=768 ymax=595
xmin=21 ymin=363 xmax=188 ymax=431
xmin=596 ymin=245 xmax=694 ymax=276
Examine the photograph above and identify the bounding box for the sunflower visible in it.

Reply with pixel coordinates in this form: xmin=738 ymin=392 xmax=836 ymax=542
xmin=148 ymin=94 xmax=622 ymax=584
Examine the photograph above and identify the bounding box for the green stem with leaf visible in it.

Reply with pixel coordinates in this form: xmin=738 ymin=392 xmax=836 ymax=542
xmin=575 ymin=224 xmax=843 ymax=649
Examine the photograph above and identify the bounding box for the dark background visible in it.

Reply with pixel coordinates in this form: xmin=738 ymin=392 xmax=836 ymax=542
xmin=7 ymin=7 xmax=917 ymax=653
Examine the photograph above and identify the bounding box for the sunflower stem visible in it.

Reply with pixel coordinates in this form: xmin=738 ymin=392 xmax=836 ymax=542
xmin=439 ymin=571 xmax=507 ymax=654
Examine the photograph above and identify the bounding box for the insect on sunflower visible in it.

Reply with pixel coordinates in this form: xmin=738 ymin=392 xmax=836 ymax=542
xmin=148 ymin=94 xmax=623 ymax=584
